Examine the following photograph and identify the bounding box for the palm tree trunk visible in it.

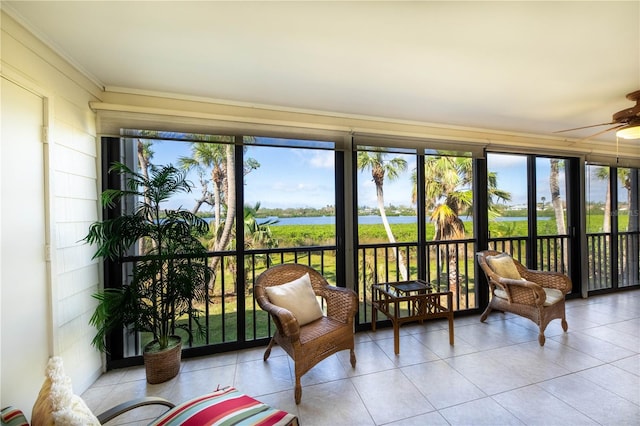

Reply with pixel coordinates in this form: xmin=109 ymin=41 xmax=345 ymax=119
xmin=213 ymin=173 xmax=222 ymax=232
xmin=550 ymin=159 xmax=568 ymax=270
xmin=447 ymin=245 xmax=459 ymax=308
xmin=376 ymin=185 xmax=408 ymax=280
xmin=137 ymin=141 xmax=152 ymax=256
xmin=210 ymin=145 xmax=237 ymax=292
xmin=625 ymin=170 xmax=639 ymax=285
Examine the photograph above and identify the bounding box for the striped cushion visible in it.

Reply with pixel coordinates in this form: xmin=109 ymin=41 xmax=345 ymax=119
xmin=149 ymin=387 xmax=297 ymax=426
xmin=1 ymin=407 xmax=29 ymax=426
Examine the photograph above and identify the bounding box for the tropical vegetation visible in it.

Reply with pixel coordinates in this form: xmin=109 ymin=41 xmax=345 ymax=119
xmin=357 ymin=149 xmax=409 ymax=280
xmin=85 ymin=162 xmax=212 ymax=353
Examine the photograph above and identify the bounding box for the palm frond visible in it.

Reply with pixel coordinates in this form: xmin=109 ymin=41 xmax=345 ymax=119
xmin=85 ymin=162 xmax=213 ymax=352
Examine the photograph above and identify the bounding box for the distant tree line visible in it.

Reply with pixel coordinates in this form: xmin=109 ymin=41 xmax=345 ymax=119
xmin=247 ymin=205 xmax=418 ymax=218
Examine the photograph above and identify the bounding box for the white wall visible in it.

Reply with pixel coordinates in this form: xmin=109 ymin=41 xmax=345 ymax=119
xmin=1 ymin=10 xmax=103 ymax=418
xmin=1 ymin=76 xmax=49 ymax=420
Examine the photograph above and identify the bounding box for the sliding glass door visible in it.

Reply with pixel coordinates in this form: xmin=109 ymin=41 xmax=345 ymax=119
xmin=487 ymin=152 xmax=580 ymax=290
xmin=586 ymin=164 xmax=640 ymax=291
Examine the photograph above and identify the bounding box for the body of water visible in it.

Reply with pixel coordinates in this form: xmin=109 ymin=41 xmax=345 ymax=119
xmin=257 ymin=215 xmax=547 ymax=226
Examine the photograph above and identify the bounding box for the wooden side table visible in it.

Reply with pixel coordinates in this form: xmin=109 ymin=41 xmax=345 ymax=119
xmin=371 ymin=280 xmax=454 ymax=354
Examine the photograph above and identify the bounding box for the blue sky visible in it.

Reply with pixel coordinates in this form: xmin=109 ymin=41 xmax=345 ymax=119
xmin=149 ymin=139 xmax=339 ymax=210
xmin=244 ymin=145 xmax=336 ymax=209
xmin=145 ymin=139 xmax=611 ymax=212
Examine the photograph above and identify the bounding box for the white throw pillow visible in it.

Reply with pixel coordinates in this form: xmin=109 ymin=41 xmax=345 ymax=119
xmin=486 ymin=253 xmax=522 ymax=280
xmin=265 ymin=273 xmax=324 ymax=326
xmin=542 ymin=288 xmax=564 ymax=306
xmin=33 ymin=356 xmax=100 ymax=426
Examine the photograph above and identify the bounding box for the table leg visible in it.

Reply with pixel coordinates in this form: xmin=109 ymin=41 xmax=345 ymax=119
xmin=448 ymin=313 xmax=454 ymax=345
xmin=447 ymin=292 xmax=454 ymax=345
xmin=393 ymin=321 xmax=400 ymax=355
xmin=372 ymin=304 xmax=377 ymax=332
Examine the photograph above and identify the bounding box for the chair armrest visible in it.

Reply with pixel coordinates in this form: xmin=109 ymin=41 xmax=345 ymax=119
xmin=320 ymin=286 xmax=358 ymax=323
xmin=522 ymin=269 xmax=572 ymax=294
xmin=96 ymin=397 xmax=175 ymax=424
xmin=256 ymin=295 xmax=301 ymax=339
xmin=497 ymin=277 xmax=546 ymax=306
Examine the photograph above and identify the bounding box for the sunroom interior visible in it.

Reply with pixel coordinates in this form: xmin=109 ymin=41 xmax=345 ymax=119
xmin=1 ymin=1 xmax=639 ymax=424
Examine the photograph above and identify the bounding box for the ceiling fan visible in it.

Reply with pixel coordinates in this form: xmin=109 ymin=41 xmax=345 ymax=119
xmin=555 ymin=90 xmax=640 ymax=140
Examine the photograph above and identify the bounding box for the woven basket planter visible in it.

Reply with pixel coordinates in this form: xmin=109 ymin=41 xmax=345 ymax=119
xmin=143 ymin=336 xmax=182 ymax=384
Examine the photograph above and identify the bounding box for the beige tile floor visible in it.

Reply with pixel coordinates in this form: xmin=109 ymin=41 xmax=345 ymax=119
xmin=82 ymin=290 xmax=640 ymax=425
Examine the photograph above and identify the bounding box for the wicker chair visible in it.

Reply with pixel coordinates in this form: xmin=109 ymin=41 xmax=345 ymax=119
xmin=476 ymin=250 xmax=571 ymax=346
xmin=255 ymin=263 xmax=357 ymax=404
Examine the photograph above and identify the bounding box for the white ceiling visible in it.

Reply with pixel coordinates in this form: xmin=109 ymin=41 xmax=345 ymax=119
xmin=4 ymin=1 xmax=640 ymax=143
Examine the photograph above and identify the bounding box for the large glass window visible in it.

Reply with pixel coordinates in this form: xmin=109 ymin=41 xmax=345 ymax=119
xmin=356 ymin=147 xmax=416 ymax=282
xmin=585 ymin=164 xmax=612 ymax=290
xmin=536 ymin=157 xmax=567 ymax=236
xmin=487 ymin=153 xmax=576 ymax=276
xmin=244 ymin=138 xmax=337 ymax=249
xmin=355 ymin=146 xmax=480 ymax=315
xmin=486 ymin=153 xmax=528 ymax=259
xmin=616 ymin=167 xmax=638 ymax=288
xmin=586 ymin=164 xmax=640 ymax=290
xmin=536 ymin=157 xmax=569 ymax=272
xmin=242 ymin=138 xmax=339 ymax=340
xmin=99 ymin=129 xmax=635 ymax=364
xmin=115 ymin=132 xmax=240 ymax=354
xmin=623 ymin=168 xmax=640 ymax=288
xmin=422 ymin=151 xmax=476 ymax=309
xmin=355 ymin=147 xmax=416 ymax=322
xmin=105 ymin=132 xmax=342 ymax=361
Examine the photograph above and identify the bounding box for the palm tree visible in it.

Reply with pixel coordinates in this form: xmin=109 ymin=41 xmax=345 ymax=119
xmin=549 ymin=159 xmax=571 ymax=272
xmin=178 ymin=141 xmax=234 ymax=292
xmin=179 ymin=141 xmax=260 ymax=293
xmin=178 ymin=141 xmax=227 ymax=223
xmin=549 ymin=159 xmax=567 ymax=235
xmin=136 ymin=139 xmax=154 ymax=255
xmin=357 ymin=149 xmax=409 ymax=281
xmin=85 ymin=163 xmax=212 ymax=362
xmin=618 ymin=167 xmax=632 ymax=219
xmin=211 ymin=143 xmax=236 ymax=255
xmin=243 ymin=203 xmax=279 ymax=251
xmin=415 ymin=155 xmax=510 ymax=297
xmin=423 ymin=156 xmax=472 ymax=295
xmin=137 ymin=140 xmax=153 ymax=180
xmin=593 ymin=166 xmax=611 ymax=232
xmin=592 ymin=166 xmax=634 ymax=232
xmin=487 ymin=170 xmax=512 ymax=215
xmin=627 ymin=170 xmax=639 ymax=286
xmin=612 ymin=167 xmax=636 ymax=285
xmin=228 ymin=203 xmax=279 ymax=293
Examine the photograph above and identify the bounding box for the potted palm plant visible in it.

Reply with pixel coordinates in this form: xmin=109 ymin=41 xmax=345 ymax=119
xmin=85 ymin=162 xmax=212 ymax=383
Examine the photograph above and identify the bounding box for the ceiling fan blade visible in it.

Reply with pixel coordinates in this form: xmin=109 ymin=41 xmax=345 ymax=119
xmin=554 ymin=122 xmax=616 ymax=133
xmin=579 ymin=124 xmax=625 ymax=142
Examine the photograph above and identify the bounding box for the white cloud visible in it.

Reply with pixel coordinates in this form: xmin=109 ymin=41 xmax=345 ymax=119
xmin=308 ymin=151 xmax=335 ymax=169
xmin=487 ymin=153 xmax=527 ymax=168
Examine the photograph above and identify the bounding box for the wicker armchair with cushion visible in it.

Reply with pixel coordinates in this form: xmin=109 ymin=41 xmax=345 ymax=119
xmin=255 ymin=263 xmax=358 ymax=404
xmin=476 ymin=250 xmax=571 ymax=346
